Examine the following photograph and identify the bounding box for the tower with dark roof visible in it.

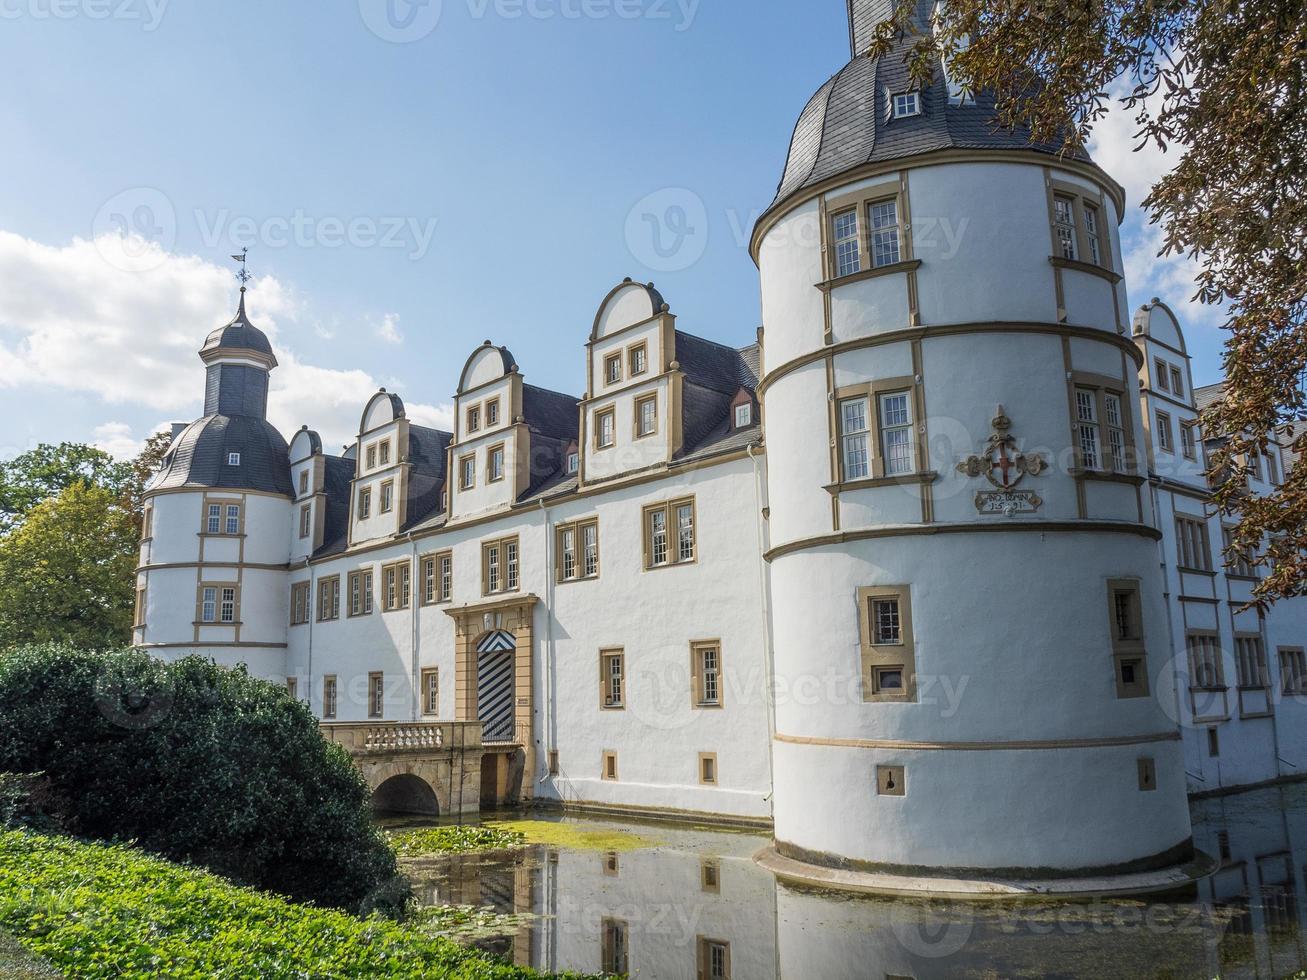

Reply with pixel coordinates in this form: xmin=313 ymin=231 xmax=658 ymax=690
xmin=754 ymin=0 xmax=1195 ymax=883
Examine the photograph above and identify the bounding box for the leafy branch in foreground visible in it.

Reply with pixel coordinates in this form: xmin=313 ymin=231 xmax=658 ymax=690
xmin=868 ymin=0 xmax=1306 ymax=607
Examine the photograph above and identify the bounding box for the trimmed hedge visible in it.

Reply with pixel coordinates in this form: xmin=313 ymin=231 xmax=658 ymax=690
xmin=0 ymin=830 xmax=583 ymax=979
xmin=0 ymin=645 xmax=397 ymax=911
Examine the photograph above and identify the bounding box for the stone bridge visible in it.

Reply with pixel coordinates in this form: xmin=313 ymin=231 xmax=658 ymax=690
xmin=321 ymin=721 xmax=524 ymax=817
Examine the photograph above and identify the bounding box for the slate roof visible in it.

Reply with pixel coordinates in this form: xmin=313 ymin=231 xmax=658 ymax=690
xmin=771 ymin=0 xmax=1095 ymax=215
xmin=314 ymin=455 xmax=356 ymax=558
xmin=201 ymin=292 xmax=276 ymax=364
xmin=150 ymin=414 xmax=293 ymax=496
xmin=1194 ymin=383 xmax=1225 ymax=413
xmin=522 ymin=385 xmax=580 ymax=443
xmin=676 ymin=332 xmax=760 ymax=395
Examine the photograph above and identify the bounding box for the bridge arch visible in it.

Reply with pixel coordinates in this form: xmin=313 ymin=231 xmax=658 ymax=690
xmin=364 ymin=761 xmax=450 ymax=816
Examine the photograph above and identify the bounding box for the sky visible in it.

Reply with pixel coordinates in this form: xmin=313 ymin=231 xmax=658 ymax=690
xmin=0 ymin=0 xmax=1227 ymax=460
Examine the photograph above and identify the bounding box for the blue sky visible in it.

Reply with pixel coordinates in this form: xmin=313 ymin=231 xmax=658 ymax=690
xmin=0 ymin=0 xmax=1224 ymax=457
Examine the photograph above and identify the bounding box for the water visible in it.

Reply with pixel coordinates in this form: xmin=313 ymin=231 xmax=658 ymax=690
xmin=395 ymin=781 xmax=1307 ymax=979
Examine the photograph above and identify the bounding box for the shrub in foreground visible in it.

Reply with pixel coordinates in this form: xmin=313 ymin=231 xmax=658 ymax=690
xmin=0 ymin=830 xmax=582 ymax=979
xmin=0 ymin=645 xmax=398 ymax=911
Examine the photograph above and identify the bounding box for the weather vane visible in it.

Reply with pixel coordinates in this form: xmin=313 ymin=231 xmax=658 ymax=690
xmin=231 ymin=247 xmax=252 ymax=288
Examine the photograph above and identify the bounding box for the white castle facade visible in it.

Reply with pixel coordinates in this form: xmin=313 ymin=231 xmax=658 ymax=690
xmin=135 ymin=0 xmax=1305 ymax=883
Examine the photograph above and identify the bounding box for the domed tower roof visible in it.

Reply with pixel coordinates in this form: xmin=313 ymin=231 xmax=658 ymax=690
xmin=200 ymin=289 xmax=277 ymax=366
xmin=770 ymin=0 xmax=1095 ymax=214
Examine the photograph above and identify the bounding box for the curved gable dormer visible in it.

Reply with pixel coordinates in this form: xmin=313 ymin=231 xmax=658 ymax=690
xmin=590 ymin=279 xmax=668 ymax=343
xmin=359 ymin=389 xmax=406 ymax=437
xmin=458 ymin=341 xmax=517 ymax=394
xmin=1132 ymin=298 xmax=1189 ymax=357
xmin=351 ymin=389 xmax=412 ymax=547
xmin=289 ymin=427 xmax=326 ymax=557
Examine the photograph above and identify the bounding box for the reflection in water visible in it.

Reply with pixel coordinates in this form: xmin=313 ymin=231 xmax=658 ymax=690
xmin=401 ymin=782 xmax=1307 ymax=979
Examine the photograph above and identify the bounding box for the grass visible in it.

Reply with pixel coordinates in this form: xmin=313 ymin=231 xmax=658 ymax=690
xmin=0 ymin=930 xmax=59 ymax=980
xmin=0 ymin=830 xmax=595 ymax=979
xmin=485 ymin=818 xmax=660 ymax=853
xmin=389 ymin=826 xmax=527 ymax=858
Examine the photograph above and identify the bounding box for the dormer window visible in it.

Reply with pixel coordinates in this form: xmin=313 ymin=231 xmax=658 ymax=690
xmin=486 ymin=398 xmax=500 ymax=427
xmin=892 ymin=91 xmax=920 ymax=119
xmin=629 ymin=343 xmax=648 ymax=377
xmin=566 ymin=452 xmax=579 ymax=475
xmin=467 ymin=406 xmax=481 ymax=434
xmin=604 ymin=352 xmax=622 ymax=386
xmin=735 ymin=403 xmax=752 ymax=428
xmin=379 ymin=440 xmax=391 ymax=466
xmin=226 ymin=452 xmax=241 ymax=466
xmin=366 ymin=444 xmax=377 ymax=469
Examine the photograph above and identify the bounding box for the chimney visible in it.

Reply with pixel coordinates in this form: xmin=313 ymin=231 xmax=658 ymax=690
xmin=847 ymin=0 xmax=927 ymax=60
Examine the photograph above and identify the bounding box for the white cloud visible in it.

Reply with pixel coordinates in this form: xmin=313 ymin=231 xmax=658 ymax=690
xmin=0 ymin=230 xmax=453 ymax=451
xmin=1087 ymin=84 xmax=1228 ymax=335
xmin=373 ymin=313 xmax=403 ymax=345
xmin=91 ymin=422 xmax=145 ymax=460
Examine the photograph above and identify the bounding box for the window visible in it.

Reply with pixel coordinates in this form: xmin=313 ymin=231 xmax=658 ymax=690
xmin=459 ymin=454 xmax=476 ymax=491
xmin=357 ymin=486 xmax=372 ymax=519
xmin=379 ymin=440 xmax=391 ymax=466
xmin=366 ymin=444 xmax=378 ymax=469
xmin=299 ymin=504 xmax=312 ymax=539
xmin=1248 ymin=452 xmax=1262 ymax=483
xmin=697 ymin=938 xmax=731 ymax=980
xmin=831 ymin=208 xmax=861 ymax=278
xmin=891 ymin=90 xmax=920 ymax=118
xmin=1053 ymin=195 xmax=1078 ymax=260
xmin=226 ymin=452 xmax=241 ymax=466
xmin=644 ymin=498 xmax=696 ymax=569
xmin=487 ymin=444 xmax=505 ymax=483
xmin=482 ymin=536 xmax=519 ymax=595
xmin=1156 ymin=411 xmax=1174 ymax=453
xmin=380 ymin=479 xmax=395 ymax=514
xmin=197 ymin=583 xmax=238 ymax=625
xmin=600 ymin=650 xmax=625 ymax=708
xmin=557 ymin=519 xmax=599 ymax=582
xmin=1188 ymin=633 xmax=1225 ymax=689
xmin=692 ymin=641 xmax=722 ymax=707
xmin=287 ymin=677 xmax=297 ymax=700
xmin=1207 ymin=727 xmax=1221 ymax=758
xmin=291 ymin=582 xmax=311 ymax=625
xmin=701 ymin=858 xmax=721 ymax=893
xmin=735 ymin=402 xmax=752 ymax=428
xmin=1176 ymin=516 xmax=1213 ymax=571
xmin=879 ymin=391 xmax=914 ymax=475
xmin=421 ymin=668 xmax=439 ymax=716
xmin=1075 ymin=388 xmax=1101 ymax=470
xmin=317 ymin=576 xmax=340 ymax=622
xmin=382 ymin=560 xmax=411 ymax=611
xmin=602 ymin=750 xmax=618 ymax=781
xmin=348 ymin=569 xmax=374 ymax=616
xmin=601 ymin=919 xmax=629 ymax=976
xmin=1155 ymin=360 xmax=1170 ymax=392
xmin=1236 ymin=636 xmax=1269 ymax=689
xmin=635 ymin=394 xmax=658 ymax=438
xmin=466 ymin=405 xmax=481 ymax=434
xmin=1104 ymin=393 xmax=1127 ymax=471
xmin=486 ymin=398 xmax=500 ymax=427
xmin=204 ymin=501 xmax=241 ymax=535
xmin=869 ymin=198 xmax=901 ymax=268
xmin=839 ymin=398 xmax=870 ymax=480
xmin=604 ymin=352 xmax=622 ymax=386
xmin=322 ymin=676 xmax=337 ymax=720
xmin=368 ymin=672 xmax=384 ymax=719
xmin=1281 ymin=648 xmax=1307 ymax=695
xmin=859 ymin=586 xmax=913 ymax=701
xmin=1108 ymin=579 xmax=1149 ymax=699
xmin=566 ymin=451 xmax=579 ymax=475
xmin=1181 ymin=423 xmax=1197 ymax=460
xmin=298 ymin=471 xmax=309 ymax=496
xmin=699 ymin=752 xmax=718 ymax=785
xmin=629 ymin=343 xmax=648 ymax=377
xmin=1083 ymin=203 xmax=1103 ymax=266
xmin=1170 ymin=366 xmax=1184 ymax=398
xmin=224 ymin=504 xmax=241 ymax=535
xmin=133 ymin=585 xmax=147 ymax=628
xmin=421 ymin=551 xmax=453 ymax=604
xmin=595 ymin=408 xmax=616 ymax=449
xmin=142 ymin=504 xmax=153 ymax=540
xmin=1222 ymin=527 xmax=1256 ymax=578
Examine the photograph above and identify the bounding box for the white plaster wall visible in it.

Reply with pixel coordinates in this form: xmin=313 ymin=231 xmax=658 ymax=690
xmin=756 ymin=362 xmax=832 ymax=548
xmin=757 ymin=200 xmax=824 ymax=370
xmin=589 ymin=320 xmax=662 ymax=397
xmin=582 ymin=376 xmax=672 ymax=483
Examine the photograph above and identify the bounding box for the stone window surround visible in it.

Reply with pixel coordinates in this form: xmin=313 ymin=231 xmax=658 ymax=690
xmin=1106 ymin=577 xmax=1150 ymax=699
xmin=833 ymin=376 xmax=927 ymax=485
xmin=858 ymin=585 xmax=915 ymax=703
xmin=821 ymin=177 xmax=914 ymax=284
xmin=556 ymin=517 xmax=600 ymax=584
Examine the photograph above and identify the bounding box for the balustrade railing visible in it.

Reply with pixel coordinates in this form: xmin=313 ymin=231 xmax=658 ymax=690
xmin=320 ymin=720 xmax=483 ymax=754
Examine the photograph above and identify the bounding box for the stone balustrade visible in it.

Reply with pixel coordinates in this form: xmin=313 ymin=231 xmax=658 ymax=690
xmin=320 ymin=720 xmax=484 ymax=755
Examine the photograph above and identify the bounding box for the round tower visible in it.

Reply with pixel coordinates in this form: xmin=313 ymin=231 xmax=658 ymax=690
xmin=134 ymin=289 xmax=293 ymax=681
xmin=754 ymin=0 xmax=1193 ymax=879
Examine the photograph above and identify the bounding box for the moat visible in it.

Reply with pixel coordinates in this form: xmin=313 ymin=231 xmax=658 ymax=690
xmin=389 ymin=781 xmax=1307 ymax=979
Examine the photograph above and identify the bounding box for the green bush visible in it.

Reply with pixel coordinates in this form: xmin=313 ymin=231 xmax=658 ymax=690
xmin=0 ymin=830 xmax=586 ymax=979
xmin=0 ymin=645 xmax=399 ymax=912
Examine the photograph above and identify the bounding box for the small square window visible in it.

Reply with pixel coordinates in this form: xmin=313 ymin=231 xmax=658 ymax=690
xmin=699 ymin=752 xmax=718 ymax=785
xmin=871 ymin=597 xmax=902 ymax=645
xmin=226 ymin=452 xmax=241 ymax=466
xmin=701 ymin=858 xmax=720 ymax=893
xmin=602 ymin=750 xmax=618 ymax=781
xmin=734 ymin=403 xmax=752 ymax=428
xmin=892 ymin=91 xmax=920 ymax=118
xmin=566 ymin=452 xmax=579 ymax=475
xmin=874 ymin=666 xmax=905 ymax=694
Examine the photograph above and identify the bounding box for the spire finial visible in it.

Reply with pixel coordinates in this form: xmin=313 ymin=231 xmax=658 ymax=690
xmin=231 ymin=248 xmax=252 ymax=290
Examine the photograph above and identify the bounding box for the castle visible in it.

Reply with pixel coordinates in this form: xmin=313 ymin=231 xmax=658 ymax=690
xmin=135 ymin=0 xmax=1306 ymax=889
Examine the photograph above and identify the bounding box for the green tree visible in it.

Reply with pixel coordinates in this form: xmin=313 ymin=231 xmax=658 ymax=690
xmin=0 ymin=443 xmax=129 ymax=532
xmin=869 ymin=0 xmax=1305 ymax=606
xmin=0 ymin=483 xmax=138 ymax=650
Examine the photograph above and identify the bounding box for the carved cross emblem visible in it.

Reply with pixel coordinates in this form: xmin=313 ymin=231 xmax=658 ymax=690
xmin=956 ymin=406 xmax=1048 ymax=491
